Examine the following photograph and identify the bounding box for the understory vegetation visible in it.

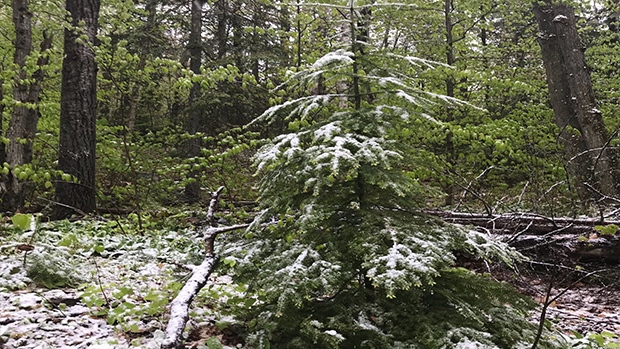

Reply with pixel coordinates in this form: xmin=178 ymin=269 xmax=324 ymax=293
xmin=2 ymin=0 xmax=620 ymax=348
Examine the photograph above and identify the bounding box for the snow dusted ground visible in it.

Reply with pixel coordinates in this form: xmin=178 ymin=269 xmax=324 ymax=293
xmin=0 ymin=288 xmax=137 ymax=349
xmin=0 ymin=265 xmax=240 ymax=349
xmin=1 ymin=219 xmax=619 ymax=348
xmin=0 ymin=220 xmax=242 ymax=349
xmin=0 ymin=252 xmax=175 ymax=349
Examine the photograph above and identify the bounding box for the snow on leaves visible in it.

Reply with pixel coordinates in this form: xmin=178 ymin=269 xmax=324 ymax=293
xmin=311 ymin=49 xmax=355 ymax=69
xmin=364 ymin=222 xmax=454 ymax=296
xmin=254 ymin=118 xmax=403 ymax=199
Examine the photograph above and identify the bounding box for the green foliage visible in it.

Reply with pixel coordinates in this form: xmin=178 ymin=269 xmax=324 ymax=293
xmin=226 ymin=17 xmax=569 ymax=344
xmin=81 ymin=281 xmax=181 ymax=332
xmin=570 ymin=331 xmax=620 ymax=348
xmin=10 ymin=213 xmax=31 ymax=231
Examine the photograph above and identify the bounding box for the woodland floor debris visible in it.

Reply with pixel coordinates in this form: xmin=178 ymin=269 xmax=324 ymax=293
xmin=0 ymin=268 xmax=619 ymax=348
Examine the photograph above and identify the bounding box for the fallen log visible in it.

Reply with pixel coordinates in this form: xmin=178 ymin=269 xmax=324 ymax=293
xmin=424 ymin=210 xmax=620 ymax=264
xmin=424 ymin=210 xmax=620 ymax=235
xmin=161 ymin=187 xmax=249 ymax=349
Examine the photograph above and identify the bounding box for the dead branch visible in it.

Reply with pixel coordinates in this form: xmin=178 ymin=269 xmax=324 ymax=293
xmin=426 ymin=210 xmax=620 ymax=263
xmin=160 ymin=256 xmax=219 ymax=349
xmin=425 ymin=210 xmax=617 ymax=235
xmin=161 ymin=186 xmax=247 ymax=349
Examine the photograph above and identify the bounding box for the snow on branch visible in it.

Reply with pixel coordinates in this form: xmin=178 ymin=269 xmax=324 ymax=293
xmin=160 ymin=256 xmax=219 ymax=349
xmin=160 ymin=186 xmax=248 ymax=349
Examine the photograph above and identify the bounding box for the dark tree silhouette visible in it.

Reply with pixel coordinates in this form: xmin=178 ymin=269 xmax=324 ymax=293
xmin=55 ymin=0 xmax=100 ymax=218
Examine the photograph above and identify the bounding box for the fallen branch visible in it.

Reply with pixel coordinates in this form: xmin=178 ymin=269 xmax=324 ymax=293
xmin=425 ymin=210 xmax=619 ymax=235
xmin=161 ymin=186 xmax=248 ymax=349
xmin=426 ymin=210 xmax=620 ymax=263
xmin=161 ymin=256 xmax=219 ymax=349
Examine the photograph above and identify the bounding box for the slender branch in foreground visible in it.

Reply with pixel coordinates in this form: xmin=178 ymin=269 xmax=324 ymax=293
xmin=531 ymin=269 xmax=608 ymax=349
xmin=161 ymin=187 xmax=247 ymax=349
xmin=160 ymin=256 xmax=219 ymax=349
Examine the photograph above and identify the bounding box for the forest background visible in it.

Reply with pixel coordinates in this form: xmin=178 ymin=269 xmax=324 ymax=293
xmin=1 ymin=0 xmax=619 ymax=216
xmin=2 ymin=0 xmax=620 ymax=348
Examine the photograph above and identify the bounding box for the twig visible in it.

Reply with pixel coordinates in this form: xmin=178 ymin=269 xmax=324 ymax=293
xmin=584 ymin=182 xmax=620 ymax=205
xmin=448 ymin=166 xmax=494 ymax=216
xmin=37 ymin=291 xmax=67 ymax=317
xmin=37 ymin=196 xmax=88 ymax=217
xmin=531 ymin=269 xmax=608 ymax=349
xmin=526 ymin=260 xmax=592 ymax=274
xmin=91 ymin=256 xmax=110 ymax=307
xmin=506 ymin=220 xmax=533 ymax=244
xmin=590 ymin=126 xmax=620 ymax=181
xmin=531 ymin=279 xmax=553 ymax=349
xmin=516 ymin=181 xmax=529 ymax=208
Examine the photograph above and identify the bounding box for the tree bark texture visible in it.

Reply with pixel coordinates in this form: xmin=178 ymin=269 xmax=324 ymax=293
xmin=1 ymin=0 xmax=53 ymax=211
xmin=184 ymin=0 xmax=206 ymax=203
xmin=534 ymin=4 xmax=620 ymax=201
xmin=55 ymin=0 xmax=100 ymax=218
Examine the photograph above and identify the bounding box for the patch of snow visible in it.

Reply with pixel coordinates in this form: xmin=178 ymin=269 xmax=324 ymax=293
xmin=454 ymin=338 xmax=499 ymax=349
xmin=311 ymin=50 xmax=355 ymax=69
xmin=13 ymin=293 xmax=42 ymax=309
xmin=356 ymin=313 xmax=383 ymax=333
xmin=324 ymin=329 xmax=345 ymax=341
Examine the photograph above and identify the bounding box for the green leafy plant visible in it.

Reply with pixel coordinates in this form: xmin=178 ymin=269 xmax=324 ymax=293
xmin=224 ymin=4 xmax=570 ymax=346
xmin=594 ymin=224 xmax=619 ymax=236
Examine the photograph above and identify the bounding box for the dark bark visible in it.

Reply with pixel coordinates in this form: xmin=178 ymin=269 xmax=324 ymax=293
xmin=442 ymin=0 xmax=457 ymax=206
xmin=444 ymin=0 xmax=455 ymax=97
xmin=1 ymin=1 xmax=53 ymax=211
xmin=215 ymin=0 xmax=228 ymax=59
xmin=54 ymin=0 xmax=100 ymax=219
xmin=184 ymin=0 xmax=206 ymax=203
xmin=534 ymin=4 xmax=620 ymax=202
xmin=126 ymin=1 xmax=156 ymax=134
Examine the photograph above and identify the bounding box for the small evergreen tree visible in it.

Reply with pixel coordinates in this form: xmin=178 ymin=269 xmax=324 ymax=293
xmin=226 ymin=1 xmax=569 ymax=347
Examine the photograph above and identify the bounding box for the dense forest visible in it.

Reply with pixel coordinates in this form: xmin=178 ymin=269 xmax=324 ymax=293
xmin=1 ymin=0 xmax=620 ymax=348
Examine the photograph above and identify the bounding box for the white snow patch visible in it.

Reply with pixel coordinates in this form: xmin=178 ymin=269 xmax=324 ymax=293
xmin=324 ymin=329 xmax=345 ymax=341
xmin=312 ymin=50 xmax=355 ymax=69
xmin=454 ymin=338 xmax=499 ymax=349
xmin=356 ymin=313 xmax=383 ymax=333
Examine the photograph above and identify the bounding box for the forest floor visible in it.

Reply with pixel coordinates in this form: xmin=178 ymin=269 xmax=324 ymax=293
xmin=515 ymin=273 xmax=620 ymax=337
xmin=1 ymin=215 xmax=620 ymax=349
xmin=1 ymin=263 xmax=619 ymax=348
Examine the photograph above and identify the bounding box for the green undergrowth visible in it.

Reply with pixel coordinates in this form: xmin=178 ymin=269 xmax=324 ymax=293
xmin=0 ymin=213 xmax=618 ymax=348
xmin=0 ymin=211 xmax=248 ymax=348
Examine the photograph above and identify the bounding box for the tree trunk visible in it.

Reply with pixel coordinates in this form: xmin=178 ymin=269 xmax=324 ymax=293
xmin=442 ymin=0 xmax=457 ymax=206
xmin=534 ymin=3 xmax=620 ymax=202
xmin=1 ymin=0 xmax=53 ymax=212
xmin=0 ymin=84 xmax=5 ymax=166
xmin=215 ymin=0 xmax=228 ymax=59
xmin=184 ymin=0 xmax=206 ymax=203
xmin=54 ymin=0 xmax=100 ymax=218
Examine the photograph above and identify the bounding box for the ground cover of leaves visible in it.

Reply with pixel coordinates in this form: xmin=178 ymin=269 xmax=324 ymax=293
xmin=0 ymin=217 xmax=243 ymax=349
xmin=1 ymin=217 xmax=619 ymax=348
